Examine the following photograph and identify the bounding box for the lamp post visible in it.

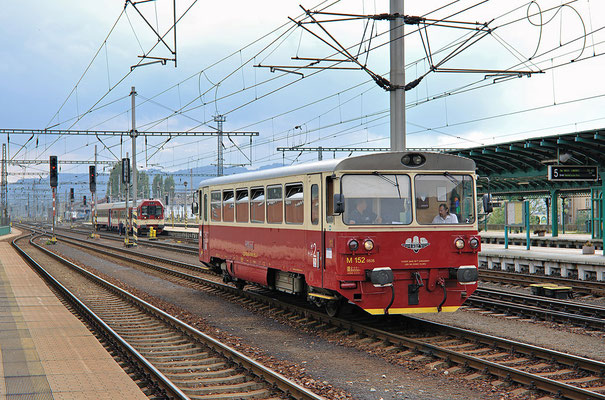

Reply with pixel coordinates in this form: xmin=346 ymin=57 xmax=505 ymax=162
xmin=171 ymin=185 xmax=174 ymax=227
xmin=184 ymin=181 xmax=188 ymax=227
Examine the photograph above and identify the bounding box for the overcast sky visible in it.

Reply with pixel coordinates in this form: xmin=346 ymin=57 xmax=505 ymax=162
xmin=1 ymin=0 xmax=604 ymax=181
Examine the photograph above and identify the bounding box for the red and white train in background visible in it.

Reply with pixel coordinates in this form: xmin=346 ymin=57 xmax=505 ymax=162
xmin=96 ymin=199 xmax=165 ymax=234
xmin=194 ymin=152 xmax=481 ymax=316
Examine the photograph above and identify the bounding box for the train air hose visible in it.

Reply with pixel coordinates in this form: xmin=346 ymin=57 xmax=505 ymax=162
xmin=384 ymin=285 xmax=395 ymax=315
xmin=436 ymin=278 xmax=446 ymax=312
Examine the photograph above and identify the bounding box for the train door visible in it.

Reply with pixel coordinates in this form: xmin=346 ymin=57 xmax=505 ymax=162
xmin=200 ymin=187 xmax=209 ymax=261
xmin=305 ymin=174 xmax=324 ymax=288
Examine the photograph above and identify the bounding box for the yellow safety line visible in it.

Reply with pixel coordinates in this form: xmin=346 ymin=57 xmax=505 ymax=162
xmin=364 ymin=306 xmax=460 ymax=315
xmin=308 ymin=292 xmax=339 ymax=300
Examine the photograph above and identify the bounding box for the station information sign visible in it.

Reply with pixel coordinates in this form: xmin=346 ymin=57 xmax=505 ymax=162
xmin=505 ymin=201 xmax=525 ymax=226
xmin=547 ymin=165 xmax=598 ymax=181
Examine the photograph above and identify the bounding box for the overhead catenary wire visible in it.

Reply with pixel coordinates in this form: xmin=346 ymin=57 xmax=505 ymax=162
xmin=14 ymin=0 xmax=605 ymax=176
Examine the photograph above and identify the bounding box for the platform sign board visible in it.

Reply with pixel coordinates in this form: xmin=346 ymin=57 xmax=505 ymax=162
xmin=505 ymin=201 xmax=525 ymax=226
xmin=548 ymin=165 xmax=598 ymax=181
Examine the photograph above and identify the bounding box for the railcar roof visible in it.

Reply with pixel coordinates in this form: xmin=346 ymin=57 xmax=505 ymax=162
xmin=96 ymin=199 xmax=164 ymax=210
xmin=198 ymin=151 xmax=475 ymax=189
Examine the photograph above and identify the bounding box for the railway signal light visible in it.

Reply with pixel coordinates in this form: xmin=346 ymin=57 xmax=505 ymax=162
xmin=49 ymin=156 xmax=58 ymax=187
xmin=70 ymin=188 xmax=74 ymax=202
xmin=89 ymin=165 xmax=96 ymax=193
xmin=121 ymin=158 xmax=130 ymax=184
xmin=83 ymin=195 xmax=87 ymax=206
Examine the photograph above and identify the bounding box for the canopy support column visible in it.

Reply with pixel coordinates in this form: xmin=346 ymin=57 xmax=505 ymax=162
xmin=550 ymin=189 xmax=559 ymax=237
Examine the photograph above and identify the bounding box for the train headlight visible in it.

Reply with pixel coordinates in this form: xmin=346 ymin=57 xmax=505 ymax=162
xmin=454 ymin=238 xmax=465 ymax=250
xmin=469 ymin=237 xmax=480 ymax=249
xmin=400 ymin=153 xmax=426 ymax=167
xmin=348 ymin=239 xmax=359 ymax=252
xmin=457 ymin=266 xmax=478 ymax=284
xmin=363 ymin=239 xmax=374 ymax=251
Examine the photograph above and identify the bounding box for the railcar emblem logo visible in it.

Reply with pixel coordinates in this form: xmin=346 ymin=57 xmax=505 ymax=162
xmin=402 ymin=236 xmax=430 ymax=253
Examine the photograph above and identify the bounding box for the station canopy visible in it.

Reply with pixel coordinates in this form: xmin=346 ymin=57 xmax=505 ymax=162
xmin=447 ymin=128 xmax=605 ymax=197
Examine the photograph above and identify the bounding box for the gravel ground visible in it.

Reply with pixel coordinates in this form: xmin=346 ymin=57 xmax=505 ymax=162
xmin=45 ymin=240 xmax=512 ymax=400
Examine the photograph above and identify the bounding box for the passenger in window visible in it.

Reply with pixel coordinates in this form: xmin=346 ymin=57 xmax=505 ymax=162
xmin=348 ymin=199 xmax=382 ymax=224
xmin=432 ymin=203 xmax=459 ymax=224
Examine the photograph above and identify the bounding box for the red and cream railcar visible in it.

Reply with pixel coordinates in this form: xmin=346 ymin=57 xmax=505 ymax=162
xmin=196 ymin=152 xmax=479 ymax=316
xmin=96 ymin=199 xmax=165 ymax=233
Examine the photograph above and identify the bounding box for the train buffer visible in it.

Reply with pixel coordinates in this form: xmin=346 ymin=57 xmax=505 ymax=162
xmin=530 ymin=283 xmax=573 ymax=299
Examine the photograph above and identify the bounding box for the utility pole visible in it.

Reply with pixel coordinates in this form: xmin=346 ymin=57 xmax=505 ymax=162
xmin=131 ymin=87 xmax=138 ymax=213
xmin=390 ymin=0 xmax=405 ymax=151
xmin=93 ymin=145 xmax=98 ymax=236
xmin=214 ymin=115 xmax=226 ymax=176
xmin=123 ymin=153 xmax=132 ymax=247
xmin=184 ymin=181 xmax=188 ymax=226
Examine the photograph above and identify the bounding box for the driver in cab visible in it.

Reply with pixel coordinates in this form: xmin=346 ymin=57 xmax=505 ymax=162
xmin=432 ymin=203 xmax=459 ymax=224
xmin=347 ymin=198 xmax=382 ymax=224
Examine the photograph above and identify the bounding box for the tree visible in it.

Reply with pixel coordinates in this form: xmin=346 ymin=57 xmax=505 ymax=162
xmin=137 ymin=170 xmax=149 ymax=199
xmin=164 ymin=176 xmax=175 ymax=202
xmin=152 ymin=175 xmax=163 ymax=199
xmin=105 ymin=163 xmax=149 ymax=201
xmin=487 ymin=206 xmax=504 ymax=225
xmin=106 ymin=163 xmax=122 ymax=201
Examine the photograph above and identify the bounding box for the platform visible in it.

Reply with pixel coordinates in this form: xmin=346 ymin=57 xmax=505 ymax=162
xmin=0 ymin=241 xmax=147 ymax=399
xmin=163 ymin=225 xmax=198 ymax=239
xmin=480 ymin=243 xmax=605 ymax=282
xmin=480 ymin=231 xmax=602 ymax=250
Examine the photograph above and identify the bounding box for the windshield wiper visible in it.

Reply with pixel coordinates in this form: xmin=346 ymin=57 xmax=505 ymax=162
xmin=372 ymin=171 xmax=402 ymax=199
xmin=443 ymin=171 xmax=460 ymax=185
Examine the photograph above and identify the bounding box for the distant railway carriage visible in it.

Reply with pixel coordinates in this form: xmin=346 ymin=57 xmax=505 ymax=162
xmin=195 ymin=152 xmax=480 ymax=316
xmin=96 ymin=199 xmax=165 ymax=234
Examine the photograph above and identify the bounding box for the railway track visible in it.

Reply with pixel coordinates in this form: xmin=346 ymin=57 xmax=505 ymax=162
xmin=31 ymin=229 xmax=605 ymax=399
xmin=43 ymin=228 xmax=605 ymax=332
xmin=23 ymin=223 xmax=199 ymax=255
xmin=479 ymin=268 xmax=605 ymax=297
xmin=13 ymin=232 xmax=323 ymax=400
xmin=469 ymin=287 xmax=605 ymax=330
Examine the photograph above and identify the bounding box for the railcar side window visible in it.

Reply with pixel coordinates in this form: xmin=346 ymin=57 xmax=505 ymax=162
xmin=342 ymin=174 xmax=412 ymax=225
xmin=210 ymin=191 xmax=221 ymax=222
xmin=236 ymin=188 xmax=249 ymax=223
xmin=250 ymin=187 xmax=265 ymax=223
xmin=311 ymin=184 xmax=319 ymax=225
xmin=267 ymin=185 xmax=283 ymax=224
xmin=285 ymin=183 xmax=304 ymax=224
xmin=223 ymin=190 xmax=235 ymax=222
xmin=414 ymin=174 xmax=475 ymax=225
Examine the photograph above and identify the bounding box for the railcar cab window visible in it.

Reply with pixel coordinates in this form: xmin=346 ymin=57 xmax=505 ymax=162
xmin=342 ymin=174 xmax=412 ymax=225
xmin=266 ymin=185 xmax=283 ymax=224
xmin=250 ymin=187 xmax=265 ymax=223
xmin=223 ymin=190 xmax=235 ymax=222
xmin=236 ymin=188 xmax=249 ymax=223
xmin=285 ymin=183 xmax=304 ymax=224
xmin=415 ymin=174 xmax=475 ymax=225
xmin=210 ymin=191 xmax=221 ymax=221
xmin=141 ymin=204 xmax=162 ymax=218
